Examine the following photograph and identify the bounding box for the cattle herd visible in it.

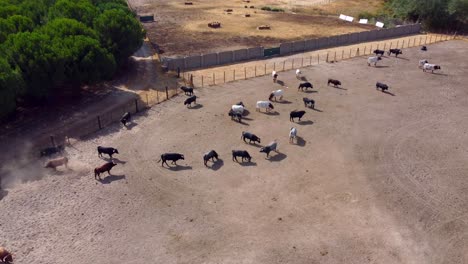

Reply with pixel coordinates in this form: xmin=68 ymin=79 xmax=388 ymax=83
xmin=35 ymin=45 xmax=444 ymax=183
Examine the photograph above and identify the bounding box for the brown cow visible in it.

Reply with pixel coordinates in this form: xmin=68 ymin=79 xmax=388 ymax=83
xmin=94 ymin=162 xmax=117 ymax=180
xmin=44 ymin=157 xmax=68 ymax=169
xmin=0 ymin=247 xmax=13 ymax=263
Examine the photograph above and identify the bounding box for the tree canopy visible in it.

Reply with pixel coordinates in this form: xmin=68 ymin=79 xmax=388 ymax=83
xmin=0 ymin=0 xmax=144 ymax=119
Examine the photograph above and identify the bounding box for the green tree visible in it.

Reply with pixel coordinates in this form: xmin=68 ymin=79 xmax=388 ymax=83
xmin=94 ymin=9 xmax=144 ymax=64
xmin=48 ymin=0 xmax=98 ymax=26
xmin=0 ymin=57 xmax=24 ymax=119
xmin=0 ymin=18 xmax=15 ymax=43
xmin=4 ymin=32 xmax=57 ymax=99
xmin=448 ymin=0 xmax=468 ymax=24
xmin=41 ymin=18 xmax=98 ymax=39
xmin=7 ymin=15 xmax=35 ymax=32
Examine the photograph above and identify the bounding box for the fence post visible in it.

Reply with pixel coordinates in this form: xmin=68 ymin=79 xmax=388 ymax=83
xmin=244 ymin=67 xmax=247 ymax=79
xmin=135 ymin=99 xmax=138 ymax=113
xmin=301 ymin=57 xmax=304 ymax=67
xmin=97 ymin=116 xmax=102 ymax=129
xmin=157 ymin=90 xmax=159 ymax=103
xmin=292 ymin=59 xmax=295 ymax=69
xmin=402 ymin=40 xmax=405 ymax=48
xmin=364 ymin=46 xmax=366 ymax=55
xmin=255 ymin=66 xmax=257 ymax=77
xmin=264 ymin=63 xmax=266 ymax=75
xmin=283 ymin=61 xmax=285 ymax=71
xmin=430 ymin=35 xmax=433 ymax=43
xmin=224 ymin=71 xmax=226 ymax=83
xmin=201 ymin=76 xmax=204 ymax=87
xmin=370 ymin=44 xmax=373 ymax=53
xmin=377 ymin=43 xmax=380 ymax=50
xmin=341 ymin=50 xmax=344 ymax=60
xmin=413 ymin=37 xmax=416 ymax=47
xmin=383 ymin=43 xmax=386 ymax=51
xmin=146 ymin=93 xmax=149 ymax=106
xmin=317 ymin=54 xmax=320 ymax=64
xmin=213 ymin=72 xmax=215 ymax=85
xmin=326 ymin=52 xmax=329 ymax=62
xmin=425 ymin=36 xmax=428 ymax=44
xmin=233 ymin=69 xmax=235 ymax=81
xmin=274 ymin=62 xmax=276 ymax=71
xmin=349 ymin=48 xmax=351 ymax=58
xmin=309 ymin=56 xmax=312 ymax=65
xmin=165 ymin=86 xmax=169 ymax=99
xmin=419 ymin=37 xmax=422 ymax=46
xmin=356 ymin=48 xmax=360 ymax=56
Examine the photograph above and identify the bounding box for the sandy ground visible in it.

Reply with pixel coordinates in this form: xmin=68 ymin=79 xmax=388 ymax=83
xmin=1 ymin=40 xmax=468 ymax=263
xmin=130 ymin=0 xmax=375 ymax=56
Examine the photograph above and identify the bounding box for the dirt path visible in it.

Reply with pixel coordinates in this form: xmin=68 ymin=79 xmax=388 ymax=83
xmin=1 ymin=40 xmax=467 ymax=263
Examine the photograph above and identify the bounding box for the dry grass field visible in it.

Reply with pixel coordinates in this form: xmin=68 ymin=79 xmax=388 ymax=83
xmin=1 ymin=40 xmax=467 ymax=263
xmin=129 ymin=0 xmax=378 ymax=56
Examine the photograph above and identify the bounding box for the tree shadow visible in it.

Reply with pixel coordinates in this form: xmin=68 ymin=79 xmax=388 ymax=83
xmin=375 ymin=65 xmax=390 ymax=68
xmin=209 ymin=159 xmax=224 ymax=171
xmin=99 ymin=174 xmax=126 ymax=184
xmin=189 ymin=104 xmax=203 ymax=109
xmin=296 ymin=136 xmax=306 ymax=147
xmin=298 ymin=120 xmax=314 ymax=126
xmin=168 ymin=165 xmax=192 ymax=171
xmin=382 ymin=90 xmax=396 ymax=96
xmin=239 ymin=161 xmax=257 ymax=166
xmin=267 ymin=152 xmax=287 ymax=162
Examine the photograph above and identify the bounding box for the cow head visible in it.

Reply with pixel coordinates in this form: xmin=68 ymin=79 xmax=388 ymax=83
xmin=180 ymin=155 xmax=185 ymax=160
xmin=259 ymin=147 xmax=267 ymax=153
xmin=111 ymin=162 xmax=117 ymax=167
xmin=4 ymin=253 xmax=13 ymax=262
xmin=435 ymin=65 xmax=441 ymax=70
xmin=237 ymin=102 xmax=244 ymax=107
xmin=377 ymin=57 xmax=382 ymax=61
xmin=269 ymin=103 xmax=274 ymax=109
xmin=113 ymin=149 xmax=119 ymax=154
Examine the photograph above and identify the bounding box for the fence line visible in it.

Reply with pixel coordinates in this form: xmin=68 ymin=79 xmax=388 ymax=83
xmin=185 ymin=34 xmax=457 ymax=88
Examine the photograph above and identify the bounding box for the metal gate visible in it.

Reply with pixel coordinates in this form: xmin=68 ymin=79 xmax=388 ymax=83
xmin=264 ymin=47 xmax=280 ymax=57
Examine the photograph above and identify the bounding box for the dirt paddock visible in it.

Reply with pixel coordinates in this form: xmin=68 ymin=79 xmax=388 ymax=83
xmin=130 ymin=0 xmax=374 ymax=56
xmin=1 ymin=40 xmax=468 ymax=263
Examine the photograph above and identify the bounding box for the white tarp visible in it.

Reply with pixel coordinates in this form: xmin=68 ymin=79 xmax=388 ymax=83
xmin=345 ymin=16 xmax=354 ymax=22
xmin=359 ymin=19 xmax=368 ymax=24
xmin=376 ymin=21 xmax=384 ymax=28
xmin=339 ymin=14 xmax=347 ymax=20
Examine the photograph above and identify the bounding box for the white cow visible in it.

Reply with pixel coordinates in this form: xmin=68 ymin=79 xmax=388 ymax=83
xmin=423 ymin=63 xmax=441 ymax=73
xmin=367 ymin=56 xmax=382 ymax=66
xmin=269 ymin=89 xmax=284 ymax=101
xmin=256 ymin=101 xmax=274 ymax=112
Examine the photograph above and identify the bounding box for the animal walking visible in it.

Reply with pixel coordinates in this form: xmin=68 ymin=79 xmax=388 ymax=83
xmin=289 ymin=127 xmax=297 ymax=143
xmin=94 ymin=162 xmax=117 ymax=180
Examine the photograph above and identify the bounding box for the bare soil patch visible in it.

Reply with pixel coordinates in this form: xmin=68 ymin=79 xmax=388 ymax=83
xmin=130 ymin=0 xmax=376 ymax=56
xmin=1 ymin=40 xmax=467 ymax=263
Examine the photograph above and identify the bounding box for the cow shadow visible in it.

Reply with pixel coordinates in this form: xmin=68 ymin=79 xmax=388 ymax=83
xmin=396 ymin=57 xmax=410 ymax=61
xmin=124 ymin=122 xmax=137 ymax=130
xmin=237 ymin=120 xmax=250 ymax=126
xmin=330 ymin=86 xmax=347 ymax=90
xmin=264 ymin=111 xmax=279 ymax=116
xmin=189 ymin=104 xmax=203 ymax=109
xmin=303 ymin=90 xmax=318 ymax=93
xmin=267 ymin=152 xmax=287 ymax=162
xmin=298 ymin=120 xmax=314 ymax=126
xmin=299 ymin=76 xmax=308 ymax=82
xmin=276 ymin=80 xmax=285 ymax=86
xmin=168 ymin=165 xmax=192 ymax=171
xmin=243 ymin=109 xmax=251 ymax=116
xmin=382 ymin=90 xmax=396 ymax=96
xmin=276 ymin=100 xmax=292 ymax=104
xmin=245 ymin=142 xmax=262 ymax=148
xmin=99 ymin=174 xmax=126 ymax=184
xmin=375 ymin=65 xmax=390 ymax=68
xmin=209 ymin=159 xmax=224 ymax=171
xmin=102 ymin=157 xmax=127 ymax=164
xmin=0 ymin=189 xmax=8 ymax=200
xmin=296 ymin=136 xmax=306 ymax=147
xmin=432 ymin=72 xmax=449 ymax=76
xmin=242 ymin=116 xmax=253 ymax=121
xmin=239 ymin=161 xmax=257 ymax=167
xmin=311 ymin=108 xmax=323 ymax=112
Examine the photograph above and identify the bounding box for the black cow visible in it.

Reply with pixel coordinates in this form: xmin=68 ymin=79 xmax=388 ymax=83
xmin=303 ymin=98 xmax=315 ymax=109
xmin=298 ymin=82 xmax=313 ymax=91
xmin=421 ymin=46 xmax=427 ymax=51
xmin=97 ymin=146 xmax=119 ymax=159
xmin=388 ymin=48 xmax=402 ymax=57
xmin=228 ymin=109 xmax=242 ymax=122
xmin=203 ymin=150 xmax=219 ymax=166
xmin=40 ymin=145 xmax=64 ymax=157
xmin=94 ymin=162 xmax=117 ymax=180
xmin=184 ymin=95 xmax=197 ymax=107
xmin=158 ymin=153 xmax=185 ymax=167
xmin=327 ymin=78 xmax=341 ymax=87
xmin=373 ymin=49 xmax=385 ymax=56
xmin=241 ymin=131 xmax=261 ymax=144
xmin=290 ymin=110 xmax=306 ymax=122
xmin=121 ymin=112 xmax=131 ymax=126
xmin=232 ymin=150 xmax=252 ymax=163
xmin=180 ymin=86 xmax=194 ymax=96
xmin=376 ymin=82 xmax=389 ymax=92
